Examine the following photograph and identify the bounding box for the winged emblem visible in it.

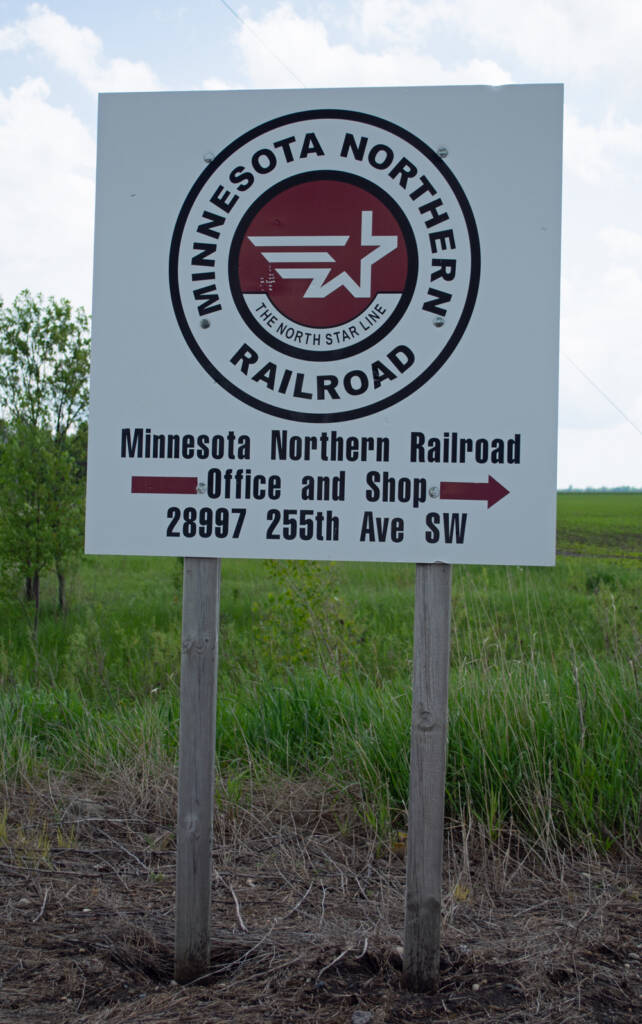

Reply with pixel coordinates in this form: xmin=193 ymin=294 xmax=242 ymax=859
xmin=248 ymin=211 xmax=398 ymax=299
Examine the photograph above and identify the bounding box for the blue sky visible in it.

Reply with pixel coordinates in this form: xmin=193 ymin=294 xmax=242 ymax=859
xmin=1 ymin=1 xmax=640 ymax=486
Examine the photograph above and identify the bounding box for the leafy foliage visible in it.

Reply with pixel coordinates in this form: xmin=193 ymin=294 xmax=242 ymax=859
xmin=252 ymin=559 xmax=361 ymax=673
xmin=0 ymin=291 xmax=90 ymax=623
xmin=0 ymin=290 xmax=89 ymax=436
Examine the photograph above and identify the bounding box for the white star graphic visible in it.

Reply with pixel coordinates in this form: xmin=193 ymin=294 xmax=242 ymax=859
xmin=249 ymin=211 xmax=398 ymax=298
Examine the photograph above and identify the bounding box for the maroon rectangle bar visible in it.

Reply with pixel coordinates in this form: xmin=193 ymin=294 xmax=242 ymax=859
xmin=131 ymin=476 xmax=198 ymax=495
xmin=439 ymin=481 xmax=484 ymax=501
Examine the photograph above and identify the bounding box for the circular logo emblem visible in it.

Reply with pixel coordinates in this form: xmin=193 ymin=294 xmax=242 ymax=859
xmin=170 ymin=109 xmax=480 ymax=422
xmin=229 ymin=173 xmax=417 ymax=361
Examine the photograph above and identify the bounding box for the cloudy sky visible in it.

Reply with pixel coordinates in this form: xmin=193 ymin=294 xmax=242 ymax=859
xmin=1 ymin=0 xmax=640 ymax=488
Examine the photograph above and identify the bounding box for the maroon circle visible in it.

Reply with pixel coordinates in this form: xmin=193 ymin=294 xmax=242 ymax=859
xmin=237 ymin=178 xmax=409 ymax=329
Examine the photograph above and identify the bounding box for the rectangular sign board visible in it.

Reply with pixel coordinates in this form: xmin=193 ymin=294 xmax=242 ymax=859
xmin=86 ymin=84 xmax=562 ymax=565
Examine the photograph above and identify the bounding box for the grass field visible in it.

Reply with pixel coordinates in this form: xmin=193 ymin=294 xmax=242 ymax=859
xmin=557 ymin=491 xmax=642 ymax=557
xmin=0 ymin=492 xmax=639 ymax=853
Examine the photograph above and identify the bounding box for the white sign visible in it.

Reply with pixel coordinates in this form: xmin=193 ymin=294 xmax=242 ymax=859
xmin=86 ymin=85 xmax=563 ymax=565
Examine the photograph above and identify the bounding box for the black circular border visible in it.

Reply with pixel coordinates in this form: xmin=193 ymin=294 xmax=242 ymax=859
xmin=169 ymin=108 xmax=481 ymax=424
xmin=228 ymin=170 xmax=418 ymax=362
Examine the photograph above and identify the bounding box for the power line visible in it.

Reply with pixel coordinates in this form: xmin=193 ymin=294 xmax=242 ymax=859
xmin=563 ymin=352 xmax=641 ymax=437
xmin=218 ymin=0 xmax=307 ymax=88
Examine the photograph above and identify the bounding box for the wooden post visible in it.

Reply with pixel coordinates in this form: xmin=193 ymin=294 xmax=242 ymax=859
xmin=403 ymin=562 xmax=452 ymax=992
xmin=175 ymin=556 xmax=221 ymax=983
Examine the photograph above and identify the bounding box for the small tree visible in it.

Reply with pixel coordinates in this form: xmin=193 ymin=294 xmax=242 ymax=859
xmin=0 ymin=291 xmax=90 ymax=623
xmin=0 ymin=422 xmax=61 ymax=628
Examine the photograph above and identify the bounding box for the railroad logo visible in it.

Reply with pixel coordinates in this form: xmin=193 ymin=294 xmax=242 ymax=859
xmin=229 ymin=173 xmax=416 ymax=360
xmin=170 ymin=110 xmax=480 ymax=422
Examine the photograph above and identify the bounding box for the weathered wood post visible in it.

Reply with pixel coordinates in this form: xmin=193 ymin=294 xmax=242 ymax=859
xmin=403 ymin=561 xmax=452 ymax=991
xmin=175 ymin=556 xmax=221 ymax=983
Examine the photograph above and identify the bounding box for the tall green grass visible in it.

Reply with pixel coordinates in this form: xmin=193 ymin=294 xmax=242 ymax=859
xmin=0 ymin=507 xmax=639 ymax=851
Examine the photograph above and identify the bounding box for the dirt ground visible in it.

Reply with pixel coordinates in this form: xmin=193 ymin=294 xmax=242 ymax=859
xmin=0 ymin=778 xmax=640 ymax=1024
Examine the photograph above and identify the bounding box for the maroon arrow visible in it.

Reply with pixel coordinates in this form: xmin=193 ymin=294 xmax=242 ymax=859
xmin=440 ymin=475 xmax=509 ymax=508
xmin=132 ymin=476 xmax=198 ymax=495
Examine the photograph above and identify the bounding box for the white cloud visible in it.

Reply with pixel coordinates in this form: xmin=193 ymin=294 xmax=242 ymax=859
xmin=201 ymin=76 xmax=234 ymax=91
xmin=600 ymin=226 xmax=642 ymax=264
xmin=355 ymin=0 xmax=642 ymax=80
xmin=462 ymin=0 xmax=642 ymax=79
xmin=558 ymin=424 xmax=641 ymax=489
xmin=0 ymin=77 xmax=94 ymax=308
xmin=560 ymin=245 xmax=642 ymax=439
xmin=564 ymin=110 xmax=642 ymax=184
xmin=0 ymin=5 xmax=165 ymax=309
xmin=553 ymin=106 xmax=641 ymax=470
xmin=0 ymin=3 xmax=159 ymax=92
xmin=355 ymin=0 xmax=450 ymax=41
xmin=237 ymin=3 xmax=511 ymax=88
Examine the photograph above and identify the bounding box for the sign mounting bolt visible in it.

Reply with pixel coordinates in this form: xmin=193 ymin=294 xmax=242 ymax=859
xmin=437 ymin=146 xmax=448 ymax=158
xmin=429 ymin=486 xmax=440 ymax=498
xmin=203 ymin=152 xmax=214 ymax=163
xmin=200 ymin=318 xmax=210 ymax=329
xmin=433 ymin=317 xmax=445 ymax=328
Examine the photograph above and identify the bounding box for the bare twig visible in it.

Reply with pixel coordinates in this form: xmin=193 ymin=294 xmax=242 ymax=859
xmin=95 ymin=827 xmax=149 ymax=872
xmin=280 ymin=882 xmax=313 ymax=922
xmin=229 ymin=884 xmax=248 ymax=933
xmin=354 ymin=872 xmax=368 ymax=900
xmin=32 ymin=886 xmax=49 ymax=923
xmin=0 ymin=859 xmax=103 ymax=879
xmin=319 ymin=883 xmax=327 ymax=928
xmin=187 ymin=927 xmax=275 ymax=984
xmin=316 ymin=945 xmax=350 ymax=981
xmin=75 ymin=974 xmax=87 ymax=1012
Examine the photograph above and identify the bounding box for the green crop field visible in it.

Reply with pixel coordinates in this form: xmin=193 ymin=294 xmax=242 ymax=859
xmin=557 ymin=491 xmax=642 ymax=557
xmin=0 ymin=493 xmax=639 ymax=853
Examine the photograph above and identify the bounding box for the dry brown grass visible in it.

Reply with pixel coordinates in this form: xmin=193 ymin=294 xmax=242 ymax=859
xmin=0 ymin=772 xmax=640 ymax=1023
